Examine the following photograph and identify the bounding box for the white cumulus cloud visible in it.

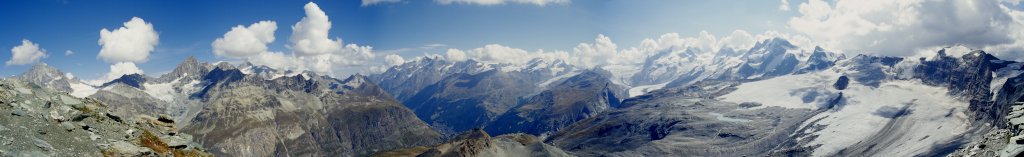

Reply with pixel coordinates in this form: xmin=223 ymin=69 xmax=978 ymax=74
xmin=212 ymin=21 xmax=277 ymax=58
xmin=424 ymin=30 xmax=813 ymax=71
xmin=283 ymin=2 xmax=375 ymax=75
xmin=572 ymin=34 xmax=619 ymax=68
xmin=98 ymin=17 xmax=159 ymax=63
xmin=779 ymin=0 xmax=791 ymax=11
xmin=88 ymin=62 xmax=144 ymax=85
xmin=449 ymin=44 xmax=570 ymax=65
xmin=221 ymin=2 xmax=378 ymax=77
xmin=6 ymin=39 xmax=48 ymax=65
xmin=291 ymin=2 xmax=338 ymax=56
xmin=384 ymin=54 xmax=406 ymax=66
xmin=789 ymin=0 xmax=1024 ymax=58
xmin=248 ymin=51 xmax=297 ymax=71
xmin=446 ymin=48 xmax=468 ymax=61
xmin=64 ymin=50 xmax=73 ymax=56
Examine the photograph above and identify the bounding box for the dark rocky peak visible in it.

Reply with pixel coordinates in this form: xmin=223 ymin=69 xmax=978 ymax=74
xmin=739 ymin=38 xmax=796 ymax=61
xmin=797 ymin=46 xmax=840 ymax=73
xmin=204 ymin=66 xmax=245 ymax=82
xmin=155 ymin=56 xmax=208 ymax=82
xmin=813 ymin=46 xmax=825 ymax=53
xmin=960 ymin=50 xmax=1002 ymax=66
xmin=834 ymin=75 xmax=850 ymax=90
xmin=333 ymin=73 xmax=374 ymax=94
xmin=807 ymin=46 xmax=837 ymax=60
xmin=342 ymin=73 xmax=369 ymax=85
xmin=418 ymin=55 xmax=445 ymax=63
xmin=238 ymin=61 xmax=254 ymax=68
xmin=19 ymin=62 xmax=66 ymax=82
xmin=213 ymin=61 xmax=236 ymax=70
xmin=190 ymin=67 xmax=246 ymax=99
xmin=101 ymin=73 xmax=147 ymax=89
xmin=16 ymin=62 xmax=74 ymax=92
xmin=848 ymin=54 xmax=904 ymax=67
xmin=23 ymin=62 xmax=63 ymax=76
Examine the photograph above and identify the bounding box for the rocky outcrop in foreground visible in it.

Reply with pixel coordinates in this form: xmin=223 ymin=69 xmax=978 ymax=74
xmin=0 ymin=78 xmax=209 ymax=156
xmin=374 ymin=129 xmax=573 ymax=157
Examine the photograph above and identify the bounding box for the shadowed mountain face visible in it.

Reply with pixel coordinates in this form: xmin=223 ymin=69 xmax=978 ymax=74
xmin=486 ymin=70 xmax=626 ymax=136
xmin=100 ymin=74 xmax=146 ymax=89
xmin=403 ymin=70 xmax=539 ymax=136
xmin=383 ymin=58 xmax=584 ymax=137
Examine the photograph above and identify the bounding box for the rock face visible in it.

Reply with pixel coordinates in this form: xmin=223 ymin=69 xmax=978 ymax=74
xmin=914 ymin=49 xmax=1005 ymax=125
xmin=183 ymin=69 xmax=441 ymax=156
xmin=486 ymin=70 xmax=626 ymax=136
xmin=373 ymin=129 xmax=573 ymax=157
xmin=0 ymin=78 xmax=210 ymax=156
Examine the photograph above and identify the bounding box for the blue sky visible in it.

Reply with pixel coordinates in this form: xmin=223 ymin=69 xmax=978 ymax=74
xmin=3 ymin=0 xmax=1023 ymax=80
xmin=0 ymin=0 xmax=794 ymax=79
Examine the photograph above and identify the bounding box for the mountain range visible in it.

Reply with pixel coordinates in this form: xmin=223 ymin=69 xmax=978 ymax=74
xmin=6 ymin=38 xmax=1024 ymax=156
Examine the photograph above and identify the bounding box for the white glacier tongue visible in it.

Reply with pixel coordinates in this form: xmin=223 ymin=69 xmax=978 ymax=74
xmin=142 ymin=74 xmax=183 ymax=102
xmin=718 ymin=70 xmax=841 ymax=109
xmin=627 ymin=82 xmax=668 ymax=97
xmin=718 ymin=70 xmax=970 ymax=156
xmin=68 ymin=82 xmax=98 ymax=98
